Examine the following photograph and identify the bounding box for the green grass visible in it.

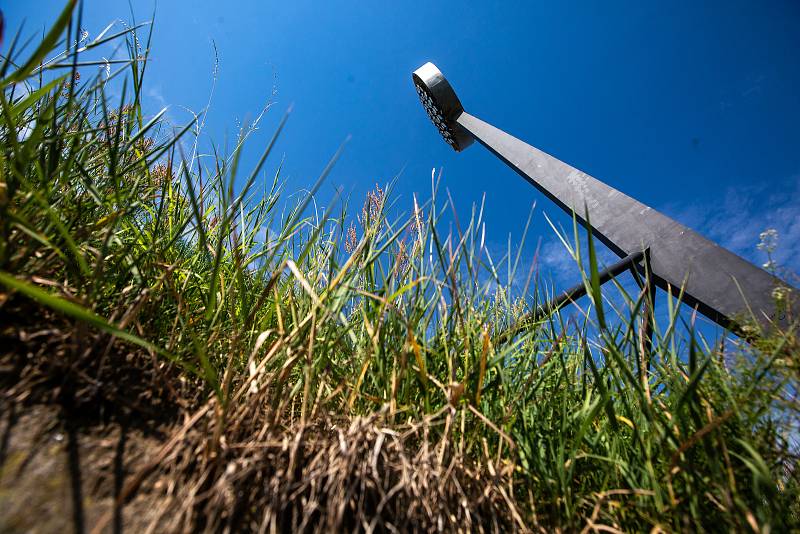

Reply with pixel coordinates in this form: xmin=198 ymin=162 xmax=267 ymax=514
xmin=1 ymin=4 xmax=799 ymax=531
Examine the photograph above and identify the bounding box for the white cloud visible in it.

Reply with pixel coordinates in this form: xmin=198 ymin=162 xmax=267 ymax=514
xmin=537 ymin=215 xmax=620 ymax=290
xmin=539 ymin=237 xmax=575 ymax=281
xmin=661 ymin=175 xmax=800 ymax=282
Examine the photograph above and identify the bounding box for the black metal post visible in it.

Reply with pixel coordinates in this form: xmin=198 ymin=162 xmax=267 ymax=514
xmin=629 ymin=248 xmax=656 ymax=375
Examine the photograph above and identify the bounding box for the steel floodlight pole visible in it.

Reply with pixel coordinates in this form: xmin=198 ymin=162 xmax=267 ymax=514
xmin=412 ymin=62 xmax=797 ymax=335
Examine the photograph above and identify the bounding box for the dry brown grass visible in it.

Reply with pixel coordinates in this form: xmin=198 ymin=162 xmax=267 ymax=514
xmin=142 ymin=406 xmax=525 ymax=533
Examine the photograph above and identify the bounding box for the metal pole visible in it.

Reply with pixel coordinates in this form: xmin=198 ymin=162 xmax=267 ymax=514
xmin=413 ymin=62 xmax=797 ymax=335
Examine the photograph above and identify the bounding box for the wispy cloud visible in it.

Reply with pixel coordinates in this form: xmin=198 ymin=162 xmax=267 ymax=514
xmin=537 ymin=213 xmax=619 ymax=291
xmin=539 ymin=237 xmax=573 ymax=274
xmin=660 ymin=174 xmax=800 ymax=281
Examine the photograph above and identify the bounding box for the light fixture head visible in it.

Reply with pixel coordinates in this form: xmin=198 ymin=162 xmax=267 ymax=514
xmin=412 ymin=62 xmax=473 ymax=152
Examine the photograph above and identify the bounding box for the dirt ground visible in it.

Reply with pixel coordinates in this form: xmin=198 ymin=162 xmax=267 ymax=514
xmin=0 ymin=401 xmax=165 ymax=533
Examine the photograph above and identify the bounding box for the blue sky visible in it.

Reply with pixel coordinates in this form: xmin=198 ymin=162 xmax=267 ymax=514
xmin=6 ymin=1 xmax=800 ymax=333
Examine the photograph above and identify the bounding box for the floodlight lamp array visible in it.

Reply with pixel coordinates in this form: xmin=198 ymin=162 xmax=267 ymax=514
xmin=411 ymin=62 xmax=473 ymax=152
xmin=415 ymin=83 xmax=457 ymax=148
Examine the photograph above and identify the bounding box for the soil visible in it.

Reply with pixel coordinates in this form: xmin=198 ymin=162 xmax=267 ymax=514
xmin=0 ymin=297 xmax=186 ymax=533
xmin=0 ymin=397 xmax=179 ymax=534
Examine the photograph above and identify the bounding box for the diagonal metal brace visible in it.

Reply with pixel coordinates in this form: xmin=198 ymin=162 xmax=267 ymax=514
xmin=497 ymin=250 xmax=646 ymax=343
